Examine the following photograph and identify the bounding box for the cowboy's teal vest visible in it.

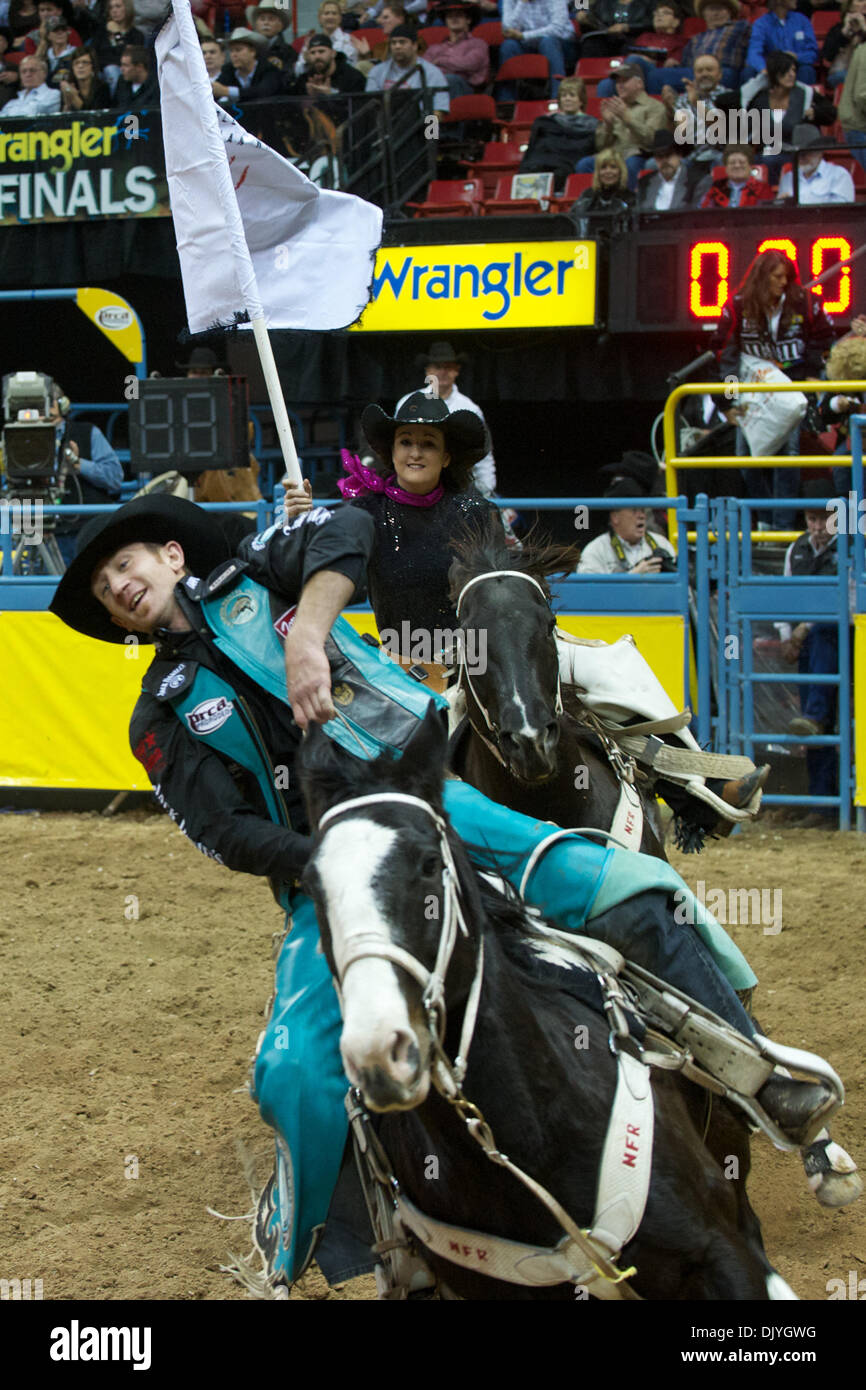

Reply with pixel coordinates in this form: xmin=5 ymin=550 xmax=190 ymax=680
xmin=149 ymin=567 xmax=446 ymax=840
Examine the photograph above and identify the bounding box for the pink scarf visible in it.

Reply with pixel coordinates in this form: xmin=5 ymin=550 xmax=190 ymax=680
xmin=336 ymin=450 xmax=443 ymax=508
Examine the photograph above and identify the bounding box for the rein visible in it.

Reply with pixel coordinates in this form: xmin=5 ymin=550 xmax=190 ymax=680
xmin=317 ymin=789 xmax=644 ymax=1299
xmin=453 ymin=570 xmax=563 ymax=766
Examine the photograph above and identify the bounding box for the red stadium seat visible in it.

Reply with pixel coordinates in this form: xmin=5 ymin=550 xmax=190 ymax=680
xmin=483 ymin=173 xmax=554 ymax=214
xmin=4 ymin=50 xmax=24 ymax=66
xmin=464 ymin=140 xmax=523 ymax=196
xmin=493 ymin=53 xmax=551 ymax=98
xmin=473 ymin=20 xmax=504 ymax=46
xmin=551 ymin=172 xmax=593 ymax=212
xmin=585 ymin=95 xmax=602 ymax=117
xmin=418 ymin=24 xmax=448 ymax=46
xmin=681 ymin=17 xmax=705 ymax=37
xmin=406 ymin=178 xmax=484 ymax=217
xmin=812 ymin=11 xmax=838 ymax=38
xmin=293 ymin=31 xmax=311 ymax=52
xmin=352 ymin=26 xmax=386 ymax=47
xmin=504 ymin=98 xmax=559 ymax=142
xmin=577 ymin=57 xmax=616 ymax=81
xmin=440 ymin=93 xmax=502 ymax=126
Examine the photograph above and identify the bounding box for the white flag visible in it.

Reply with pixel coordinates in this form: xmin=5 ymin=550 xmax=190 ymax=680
xmin=155 ymin=0 xmax=383 ymax=334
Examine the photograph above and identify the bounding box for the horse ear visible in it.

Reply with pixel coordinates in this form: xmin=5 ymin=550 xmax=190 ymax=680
xmin=396 ymin=704 xmax=448 ymax=799
xmin=298 ymin=721 xmax=350 ymax=825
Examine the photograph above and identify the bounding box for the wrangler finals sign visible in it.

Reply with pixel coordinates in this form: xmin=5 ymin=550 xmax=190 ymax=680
xmin=353 ymin=241 xmax=597 ymax=331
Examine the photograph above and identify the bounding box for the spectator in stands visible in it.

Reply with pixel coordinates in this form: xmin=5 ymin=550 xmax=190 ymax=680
xmin=778 ymin=481 xmax=844 ymax=827
xmin=570 ymin=147 xmax=635 ymax=216
xmin=577 ymin=62 xmax=669 ymax=188
xmin=520 ymin=75 xmax=599 ymax=183
xmin=576 ymin=478 xmax=676 ymax=573
xmin=36 ymin=13 xmax=75 ymax=78
xmin=68 ymin=0 xmax=100 ymax=43
xmin=0 ymin=27 xmax=21 ymax=107
xmin=823 ymin=0 xmax=866 ymax=90
xmin=355 ymin=0 xmax=428 ymax=26
xmin=744 ymin=0 xmax=819 ymax=86
xmin=776 ymin=124 xmax=856 ymax=203
xmin=2 ymin=51 xmax=60 ymax=110
xmin=130 ymin=0 xmax=166 ymax=40
xmin=630 ymin=0 xmax=687 ymax=70
xmin=747 ymin=49 xmax=834 ymax=180
xmin=713 ymin=248 xmax=836 ymax=530
xmin=23 ymin=0 xmax=80 ymax=52
xmin=50 ymin=383 xmax=124 ymax=566
xmin=636 ymin=126 xmax=706 ymax=207
xmin=247 ymin=0 xmax=298 ymax=76
xmin=351 ymin=2 xmax=409 ymax=73
xmin=57 ymin=44 xmax=111 ymax=107
xmin=696 ymin=143 xmax=776 ymax=206
xmin=662 ymin=52 xmax=738 ymax=162
xmin=676 ymin=0 xmax=751 ymax=91
xmin=423 ymin=1 xmax=489 ymax=96
xmin=821 ymin=321 xmax=866 ymax=494
xmin=365 ymin=24 xmax=450 ymax=111
xmin=395 ymin=339 xmax=497 ymax=496
xmin=212 ymin=28 xmax=284 ymax=101
xmin=286 ymin=31 xmax=366 ymax=95
xmin=112 ymin=43 xmax=158 ymax=107
xmin=93 ymin=0 xmax=144 ymax=93
xmin=577 ymin=0 xmax=654 ymax=62
xmin=296 ymin=1 xmax=362 ymax=69
xmin=8 ymin=0 xmax=39 ymax=49
xmin=497 ymin=0 xmax=575 ymax=100
xmin=201 ymin=36 xmax=226 ymax=81
xmin=838 ymin=31 xmax=866 ymax=168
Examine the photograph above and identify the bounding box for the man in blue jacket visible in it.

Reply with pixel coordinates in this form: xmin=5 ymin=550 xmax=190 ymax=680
xmin=744 ymin=0 xmax=818 ymax=84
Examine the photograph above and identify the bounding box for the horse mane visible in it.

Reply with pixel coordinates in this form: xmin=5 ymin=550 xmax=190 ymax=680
xmin=449 ymin=514 xmax=582 ymax=607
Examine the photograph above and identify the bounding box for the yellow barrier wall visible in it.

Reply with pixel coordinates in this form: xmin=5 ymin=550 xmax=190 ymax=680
xmin=1 ymin=610 xmax=684 ymax=790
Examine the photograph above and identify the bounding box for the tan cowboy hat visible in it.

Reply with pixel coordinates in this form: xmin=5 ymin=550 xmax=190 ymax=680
xmin=227 ymin=26 xmax=268 ymax=49
xmin=245 ymin=0 xmax=291 ymax=30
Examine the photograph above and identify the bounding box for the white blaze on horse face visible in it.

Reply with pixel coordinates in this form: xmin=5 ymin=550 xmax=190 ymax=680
xmin=317 ymin=818 xmax=421 ymax=1093
xmin=508 ymin=689 xmax=539 ymax=740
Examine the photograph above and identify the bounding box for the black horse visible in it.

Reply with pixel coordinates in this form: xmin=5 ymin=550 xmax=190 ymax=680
xmin=448 ymin=523 xmax=667 ymax=859
xmin=299 ymin=708 xmax=792 ymax=1300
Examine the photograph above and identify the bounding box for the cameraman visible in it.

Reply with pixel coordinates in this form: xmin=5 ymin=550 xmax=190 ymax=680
xmin=50 ymin=384 xmax=123 ymax=563
xmin=577 ymin=478 xmax=677 ymax=574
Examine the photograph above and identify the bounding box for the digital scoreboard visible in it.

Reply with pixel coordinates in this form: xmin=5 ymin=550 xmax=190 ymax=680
xmin=607 ymin=206 xmax=862 ymax=334
xmin=128 ymin=376 xmax=249 ymax=474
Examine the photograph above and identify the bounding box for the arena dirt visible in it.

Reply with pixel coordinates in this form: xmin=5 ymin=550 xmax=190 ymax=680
xmin=1 ymin=809 xmax=863 ymax=1302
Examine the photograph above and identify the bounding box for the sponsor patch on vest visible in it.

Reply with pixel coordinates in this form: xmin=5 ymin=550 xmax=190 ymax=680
xmin=333 ymin=683 xmax=354 ymax=707
xmin=273 ymin=605 xmax=297 ymax=639
xmin=156 ymin=663 xmax=190 ymax=699
xmin=186 ymin=696 xmax=234 ymax=734
xmin=219 ymin=591 xmax=258 ymax=626
xmin=203 ymin=561 xmax=241 ymax=597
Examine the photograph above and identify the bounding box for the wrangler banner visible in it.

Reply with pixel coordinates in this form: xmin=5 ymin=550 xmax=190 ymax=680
xmin=0 ymin=112 xmax=169 ymax=225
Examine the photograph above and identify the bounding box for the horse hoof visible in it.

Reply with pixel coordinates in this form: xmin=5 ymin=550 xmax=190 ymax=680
xmin=810 ymin=1170 xmax=864 ymax=1209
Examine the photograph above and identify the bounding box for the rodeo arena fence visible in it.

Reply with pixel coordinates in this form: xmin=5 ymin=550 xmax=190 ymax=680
xmin=1 ymin=377 xmax=862 ymax=833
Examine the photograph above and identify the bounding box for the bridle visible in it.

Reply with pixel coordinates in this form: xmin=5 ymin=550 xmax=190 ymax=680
xmin=316 ymin=791 xmax=485 ymax=1094
xmin=453 ymin=570 xmax=563 ymax=768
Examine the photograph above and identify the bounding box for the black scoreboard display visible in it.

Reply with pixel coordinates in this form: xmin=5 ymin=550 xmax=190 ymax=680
xmin=607 ymin=205 xmax=862 ymax=335
xmin=129 ymin=376 xmax=249 ymax=474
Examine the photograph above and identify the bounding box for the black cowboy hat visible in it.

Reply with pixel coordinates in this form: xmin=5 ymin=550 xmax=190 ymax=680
xmin=49 ymin=495 xmax=231 ymax=645
xmin=800 ymin=479 xmax=834 ymax=510
xmin=428 ymin=1 xmax=482 ymax=23
xmin=603 ymin=478 xmax=652 ymax=501
xmin=598 ymin=450 xmax=661 ymax=494
xmin=414 ymin=339 xmax=470 ymax=368
xmin=174 ymin=346 xmax=220 ymax=371
xmin=361 ymin=391 xmax=486 ymax=472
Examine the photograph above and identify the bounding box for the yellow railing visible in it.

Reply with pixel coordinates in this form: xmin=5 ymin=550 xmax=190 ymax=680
xmin=662 ymin=380 xmax=865 ymax=546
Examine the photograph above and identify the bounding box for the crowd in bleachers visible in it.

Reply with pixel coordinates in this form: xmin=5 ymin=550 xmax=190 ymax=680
xmin=1 ymin=0 xmax=864 ymax=215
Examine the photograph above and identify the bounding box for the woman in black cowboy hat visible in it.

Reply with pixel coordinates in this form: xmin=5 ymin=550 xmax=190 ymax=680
xmin=284 ymin=392 xmax=496 ymax=687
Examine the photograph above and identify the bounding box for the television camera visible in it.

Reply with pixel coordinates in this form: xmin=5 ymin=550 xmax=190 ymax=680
xmin=1 ymin=371 xmax=77 ymax=523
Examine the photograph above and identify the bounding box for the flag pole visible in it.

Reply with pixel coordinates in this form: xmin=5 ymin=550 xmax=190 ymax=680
xmin=251 ymin=316 xmax=303 ymax=486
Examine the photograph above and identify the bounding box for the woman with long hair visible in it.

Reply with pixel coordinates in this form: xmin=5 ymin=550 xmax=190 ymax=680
xmin=747 ymin=49 xmax=835 ymax=181
xmin=713 ymin=248 xmax=836 ymax=528
xmin=56 ymin=43 xmax=110 ymax=106
xmin=92 ymin=0 xmax=143 ymax=88
xmin=281 ymin=394 xmax=495 ymax=689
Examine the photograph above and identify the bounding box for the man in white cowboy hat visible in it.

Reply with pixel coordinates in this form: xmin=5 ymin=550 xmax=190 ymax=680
xmin=245 ymin=0 xmax=297 ymax=74
xmin=396 ymin=339 xmax=496 ymax=495
xmin=212 ymin=25 xmax=284 ymax=101
xmin=776 ymin=123 xmax=856 ymax=203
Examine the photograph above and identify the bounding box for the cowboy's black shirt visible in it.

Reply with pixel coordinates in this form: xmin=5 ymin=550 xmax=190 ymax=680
xmin=128 ymin=506 xmax=374 ymax=897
